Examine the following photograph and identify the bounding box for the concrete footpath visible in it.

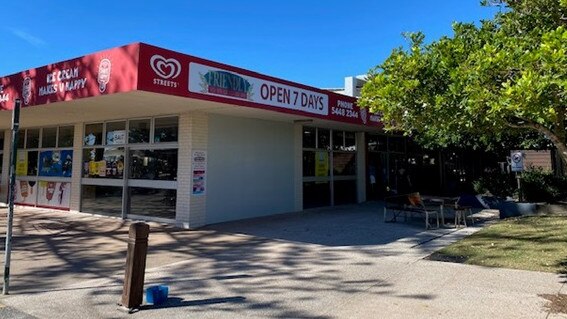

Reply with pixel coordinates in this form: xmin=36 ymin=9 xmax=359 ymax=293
xmin=0 ymin=203 xmax=565 ymax=319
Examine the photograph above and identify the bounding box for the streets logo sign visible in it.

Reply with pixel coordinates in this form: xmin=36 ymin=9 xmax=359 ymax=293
xmin=150 ymin=54 xmax=181 ymax=88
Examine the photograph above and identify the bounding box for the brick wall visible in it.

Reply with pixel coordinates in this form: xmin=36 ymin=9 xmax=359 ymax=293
xmin=176 ymin=112 xmax=209 ymax=229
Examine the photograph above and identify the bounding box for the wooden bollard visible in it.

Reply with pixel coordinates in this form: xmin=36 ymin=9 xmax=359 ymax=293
xmin=120 ymin=222 xmax=150 ymax=310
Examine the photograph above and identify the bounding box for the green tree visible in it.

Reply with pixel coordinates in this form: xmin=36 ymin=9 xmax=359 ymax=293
xmin=360 ymin=0 xmax=567 ymax=165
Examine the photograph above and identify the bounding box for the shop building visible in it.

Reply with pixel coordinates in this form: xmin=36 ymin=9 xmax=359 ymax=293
xmin=0 ymin=43 xmax=390 ymax=228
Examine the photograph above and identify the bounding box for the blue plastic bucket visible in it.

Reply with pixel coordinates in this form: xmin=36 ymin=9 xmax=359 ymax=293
xmin=146 ymin=285 xmax=169 ymax=305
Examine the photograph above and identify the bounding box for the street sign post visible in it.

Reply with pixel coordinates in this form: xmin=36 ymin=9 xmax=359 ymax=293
xmin=510 ymin=151 xmax=524 ymax=201
xmin=511 ymin=151 xmax=524 ymax=172
xmin=3 ymin=99 xmax=21 ymax=295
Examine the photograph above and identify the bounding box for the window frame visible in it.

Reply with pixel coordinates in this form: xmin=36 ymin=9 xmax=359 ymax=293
xmin=81 ymin=115 xmax=180 ymax=221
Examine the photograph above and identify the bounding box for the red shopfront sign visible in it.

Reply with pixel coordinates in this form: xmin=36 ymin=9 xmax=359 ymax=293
xmin=0 ymin=44 xmax=139 ymax=110
xmin=0 ymin=43 xmax=381 ymax=127
xmin=137 ymin=43 xmax=382 ymax=127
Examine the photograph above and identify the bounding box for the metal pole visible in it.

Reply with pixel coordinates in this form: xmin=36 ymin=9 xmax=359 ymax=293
xmin=516 ymin=172 xmax=523 ymax=202
xmin=3 ymin=98 xmax=21 ymax=295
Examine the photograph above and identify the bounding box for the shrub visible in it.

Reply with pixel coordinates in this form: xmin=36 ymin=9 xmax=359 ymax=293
xmin=472 ymin=170 xmax=516 ymax=198
xmin=521 ymin=167 xmax=567 ymax=203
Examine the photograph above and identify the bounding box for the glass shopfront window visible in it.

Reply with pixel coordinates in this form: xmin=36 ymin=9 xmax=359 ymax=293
xmin=345 ymin=132 xmax=356 ymax=151
xmin=28 ymin=151 xmax=39 ymax=176
xmin=106 ymin=121 xmax=126 ymax=145
xmin=17 ymin=132 xmax=25 ymax=148
xmin=317 ymin=128 xmax=330 ymax=150
xmin=334 ymin=180 xmax=357 ymax=205
xmin=302 ymin=127 xmax=357 ymax=208
xmin=303 ymin=151 xmax=316 ymax=177
xmin=367 ymin=132 xmax=444 ymax=198
xmin=367 ymin=134 xmax=387 ymax=152
xmin=332 ymin=131 xmax=344 ymax=151
xmin=303 ymin=181 xmax=331 ymax=209
xmin=58 ymin=126 xmax=74 ymax=147
xmin=129 ymin=149 xmax=178 ymax=180
xmin=82 ymin=147 xmax=125 ymax=179
xmin=84 ymin=123 xmax=103 ymax=146
xmin=16 ymin=150 xmax=38 ymax=176
xmin=333 ymin=152 xmax=356 ymax=176
xmin=302 ymin=127 xmax=316 ymax=149
xmin=15 ymin=126 xmax=74 ymax=208
xmin=154 ymin=117 xmax=178 ymax=143
xmin=42 ymin=127 xmax=57 ymax=148
xmin=129 ymin=119 xmax=151 ymax=144
xmin=82 ymin=116 xmax=179 ymax=221
xmin=26 ymin=129 xmax=40 ymax=149
xmin=81 ymin=185 xmax=123 ymax=217
xmin=129 ymin=187 xmax=176 ymax=219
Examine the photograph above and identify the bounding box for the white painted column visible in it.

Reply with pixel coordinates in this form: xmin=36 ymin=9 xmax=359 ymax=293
xmin=69 ymin=123 xmax=83 ymax=211
xmin=175 ymin=113 xmax=191 ymax=227
xmin=293 ymin=123 xmax=303 ymax=212
xmin=176 ymin=112 xmax=209 ymax=229
xmin=356 ymin=131 xmax=366 ymax=203
xmin=188 ymin=112 xmax=208 ymax=228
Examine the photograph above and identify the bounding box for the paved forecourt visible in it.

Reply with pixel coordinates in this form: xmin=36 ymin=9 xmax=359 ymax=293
xmin=0 ymin=203 xmax=563 ymax=319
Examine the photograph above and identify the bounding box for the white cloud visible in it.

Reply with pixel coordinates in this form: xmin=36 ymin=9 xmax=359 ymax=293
xmin=8 ymin=28 xmax=46 ymax=47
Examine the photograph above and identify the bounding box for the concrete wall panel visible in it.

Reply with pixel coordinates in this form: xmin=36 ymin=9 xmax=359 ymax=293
xmin=206 ymin=115 xmax=295 ymax=224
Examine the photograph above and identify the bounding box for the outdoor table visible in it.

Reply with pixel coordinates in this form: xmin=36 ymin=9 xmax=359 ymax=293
xmin=422 ymin=196 xmax=459 ymax=226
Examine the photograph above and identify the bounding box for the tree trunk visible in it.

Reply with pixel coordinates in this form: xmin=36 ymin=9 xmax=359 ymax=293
xmin=553 ymin=139 xmax=567 ymax=169
xmin=532 ymin=126 xmax=567 ymax=168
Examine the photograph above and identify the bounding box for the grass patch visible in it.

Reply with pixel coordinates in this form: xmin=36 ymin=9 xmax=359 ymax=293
xmin=429 ymin=214 xmax=567 ymax=273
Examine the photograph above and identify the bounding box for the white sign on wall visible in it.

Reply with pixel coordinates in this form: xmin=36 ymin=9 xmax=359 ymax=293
xmin=192 ymin=150 xmax=207 ymax=196
xmin=511 ymin=151 xmax=524 ymax=172
xmin=189 ymin=62 xmax=328 ymax=116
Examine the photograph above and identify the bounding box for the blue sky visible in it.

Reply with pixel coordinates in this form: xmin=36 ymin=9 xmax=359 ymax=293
xmin=1 ymin=1 xmax=499 ymax=88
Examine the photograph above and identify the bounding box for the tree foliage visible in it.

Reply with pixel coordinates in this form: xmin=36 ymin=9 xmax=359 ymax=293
xmin=360 ymin=0 xmax=567 ymax=164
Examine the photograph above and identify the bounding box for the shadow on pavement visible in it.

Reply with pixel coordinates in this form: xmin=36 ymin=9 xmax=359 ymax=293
xmin=205 ymin=201 xmax=449 ymax=247
xmin=0 ymin=202 xmax=463 ymax=306
xmin=140 ymin=296 xmax=246 ymax=310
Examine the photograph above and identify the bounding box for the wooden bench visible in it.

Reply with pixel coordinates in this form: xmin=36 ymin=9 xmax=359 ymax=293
xmin=383 ymin=192 xmax=441 ymax=229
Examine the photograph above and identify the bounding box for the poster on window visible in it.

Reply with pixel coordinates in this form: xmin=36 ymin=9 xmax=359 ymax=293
xmin=315 ymin=151 xmax=329 ymax=177
xmin=106 ymin=130 xmax=126 ymax=145
xmin=14 ymin=180 xmax=37 ymax=205
xmin=39 ymin=150 xmax=73 ymax=177
xmin=83 ymin=148 xmax=125 ymax=178
xmin=37 ymin=181 xmax=71 ymax=209
xmin=16 ymin=151 xmax=28 ymax=176
xmin=192 ymin=150 xmax=207 ymax=195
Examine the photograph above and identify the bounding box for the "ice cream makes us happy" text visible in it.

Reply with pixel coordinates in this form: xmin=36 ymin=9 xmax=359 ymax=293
xmin=39 ymin=67 xmax=87 ymax=96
